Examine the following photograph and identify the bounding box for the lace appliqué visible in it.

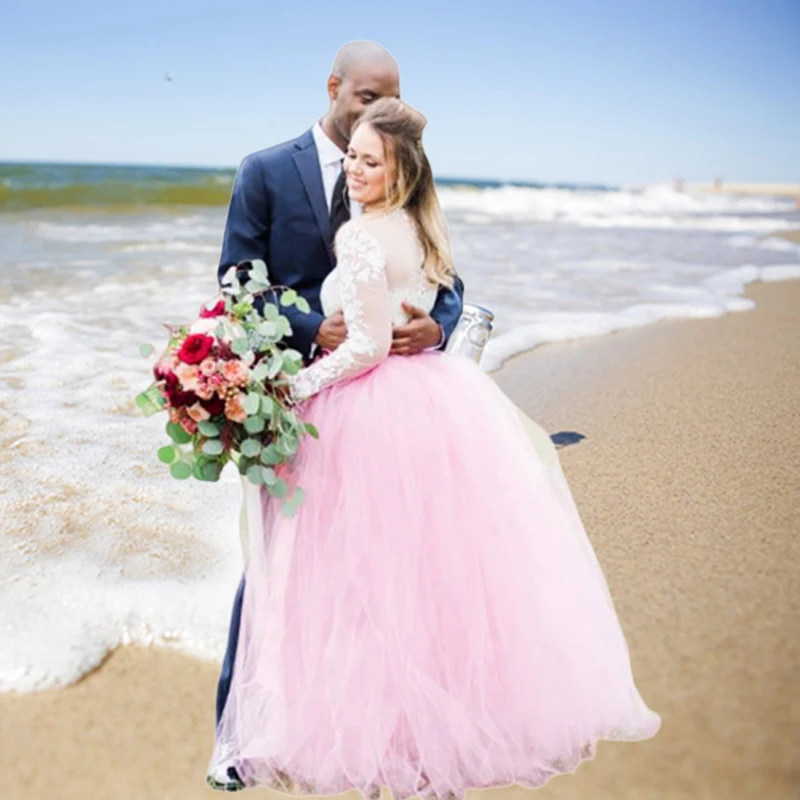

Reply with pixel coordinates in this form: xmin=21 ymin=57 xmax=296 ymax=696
xmin=288 ymin=223 xmax=390 ymax=402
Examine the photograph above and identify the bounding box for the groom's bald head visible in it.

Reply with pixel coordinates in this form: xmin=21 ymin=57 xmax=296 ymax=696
xmin=331 ymin=41 xmax=399 ymax=79
xmin=324 ymin=41 xmax=400 ymax=150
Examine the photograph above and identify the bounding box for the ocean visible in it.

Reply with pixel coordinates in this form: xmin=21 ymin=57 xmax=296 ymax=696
xmin=1 ymin=161 xmax=799 ymax=693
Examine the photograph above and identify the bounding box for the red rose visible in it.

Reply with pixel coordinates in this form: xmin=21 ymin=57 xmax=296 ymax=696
xmin=215 ymin=341 xmax=235 ymax=361
xmin=200 ymin=300 xmax=226 ymax=319
xmin=153 ymin=362 xmax=173 ymax=381
xmin=170 ymin=390 xmax=199 ymax=408
xmin=200 ymin=395 xmax=225 ymax=415
xmin=162 ymin=372 xmax=178 ymax=394
xmin=178 ymin=334 xmax=214 ymax=364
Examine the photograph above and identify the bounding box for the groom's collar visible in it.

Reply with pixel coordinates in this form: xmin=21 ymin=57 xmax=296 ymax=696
xmin=311 ymin=121 xmax=346 ymax=166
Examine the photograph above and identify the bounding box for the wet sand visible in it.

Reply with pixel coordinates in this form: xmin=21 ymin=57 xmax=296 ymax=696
xmin=2 ymin=279 xmax=799 ymax=800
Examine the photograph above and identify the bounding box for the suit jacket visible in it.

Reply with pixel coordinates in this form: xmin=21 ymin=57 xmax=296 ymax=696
xmin=218 ymin=128 xmax=465 ymax=361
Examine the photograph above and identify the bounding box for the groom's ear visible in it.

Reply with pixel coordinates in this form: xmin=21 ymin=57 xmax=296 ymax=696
xmin=327 ymin=74 xmax=341 ymax=101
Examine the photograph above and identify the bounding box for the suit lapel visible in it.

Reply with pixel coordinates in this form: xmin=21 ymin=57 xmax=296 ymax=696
xmin=293 ymin=131 xmax=334 ymax=267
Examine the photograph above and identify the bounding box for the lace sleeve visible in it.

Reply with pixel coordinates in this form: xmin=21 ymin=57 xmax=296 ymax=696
xmin=288 ymin=223 xmax=392 ymax=402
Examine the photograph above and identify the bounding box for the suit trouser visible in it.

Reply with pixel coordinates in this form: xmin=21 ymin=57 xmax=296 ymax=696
xmin=215 ymin=572 xmax=246 ymax=726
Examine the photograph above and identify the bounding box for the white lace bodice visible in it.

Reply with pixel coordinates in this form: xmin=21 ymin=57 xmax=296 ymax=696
xmin=288 ymin=210 xmax=438 ymax=402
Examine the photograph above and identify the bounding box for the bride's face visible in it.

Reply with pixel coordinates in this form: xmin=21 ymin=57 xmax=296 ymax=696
xmin=344 ymin=123 xmax=395 ymax=209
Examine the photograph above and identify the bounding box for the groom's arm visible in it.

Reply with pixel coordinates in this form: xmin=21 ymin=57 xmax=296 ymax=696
xmin=430 ymin=275 xmax=465 ymax=349
xmin=218 ymin=154 xmax=324 ymax=356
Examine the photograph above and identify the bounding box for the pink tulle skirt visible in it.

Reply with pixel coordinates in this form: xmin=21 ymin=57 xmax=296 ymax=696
xmin=209 ymin=351 xmax=661 ymax=799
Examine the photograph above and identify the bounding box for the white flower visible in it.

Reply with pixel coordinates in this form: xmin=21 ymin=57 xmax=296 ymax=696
xmin=189 ymin=317 xmax=220 ymax=335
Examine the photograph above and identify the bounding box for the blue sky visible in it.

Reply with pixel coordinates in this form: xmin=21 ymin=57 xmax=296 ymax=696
xmin=2 ymin=0 xmax=798 ymax=184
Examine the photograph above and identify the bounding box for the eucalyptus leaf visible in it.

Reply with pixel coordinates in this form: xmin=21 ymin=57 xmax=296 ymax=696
xmin=249 ymin=259 xmax=268 ymax=280
xmin=269 ymin=477 xmax=289 ymax=499
xmin=286 ymin=486 xmax=305 ymax=510
xmin=244 ymin=415 xmax=265 ymax=434
xmin=276 ymin=315 xmax=291 ymax=337
xmin=246 ymin=280 xmax=270 ymax=294
xmin=258 ymin=321 xmax=278 ymax=338
xmin=267 ymin=353 xmax=283 ymax=379
xmin=231 ymin=337 xmax=250 ymax=355
xmin=260 ymin=444 xmax=282 ymax=465
xmin=201 ymin=461 xmax=223 ymax=482
xmin=277 ymin=434 xmax=298 ymax=456
xmin=202 ymin=439 xmax=224 ymax=456
xmin=138 ymin=343 xmax=155 ymax=358
xmin=263 ymin=304 xmax=279 ymax=321
xmin=197 ymin=420 xmax=220 ymax=437
xmin=243 ymin=392 xmax=261 ymax=415
xmin=240 ymin=438 xmax=262 ymax=458
xmin=295 ymin=297 xmax=311 ymax=314
xmin=221 ymin=265 xmax=238 ymax=288
xmin=280 ymin=289 xmax=298 ymax=307
xmin=158 ymin=445 xmax=179 ymax=464
xmin=260 ymin=466 xmax=276 ymax=485
xmin=170 ymin=461 xmax=192 ymax=480
xmin=280 ymin=501 xmax=299 ymax=518
xmin=251 ymin=362 xmax=270 ymax=382
xmin=282 ymin=349 xmax=303 ymax=368
xmin=166 ymin=421 xmax=192 ymax=444
xmin=135 ymin=385 xmax=167 ymax=416
xmin=260 ymin=395 xmax=274 ymax=416
xmin=246 ymin=464 xmax=264 ymax=485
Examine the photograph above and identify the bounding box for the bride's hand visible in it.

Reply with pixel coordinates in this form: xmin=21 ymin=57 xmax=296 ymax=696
xmin=391 ymin=303 xmax=443 ymax=355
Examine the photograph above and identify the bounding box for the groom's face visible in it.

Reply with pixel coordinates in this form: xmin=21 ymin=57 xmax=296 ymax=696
xmin=329 ymin=64 xmax=400 ymax=144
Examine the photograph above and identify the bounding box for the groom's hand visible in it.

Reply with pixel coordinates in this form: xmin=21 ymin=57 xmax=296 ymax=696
xmin=315 ymin=311 xmax=347 ymax=351
xmin=391 ymin=303 xmax=443 ymax=355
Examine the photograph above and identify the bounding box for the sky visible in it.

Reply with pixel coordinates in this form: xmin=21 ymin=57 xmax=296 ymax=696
xmin=2 ymin=0 xmax=799 ymax=185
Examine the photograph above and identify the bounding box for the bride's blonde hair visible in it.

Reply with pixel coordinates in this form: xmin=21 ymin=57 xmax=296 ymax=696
xmin=353 ymin=98 xmax=456 ymax=289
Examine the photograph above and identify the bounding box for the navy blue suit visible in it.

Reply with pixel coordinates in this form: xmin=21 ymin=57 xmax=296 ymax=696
xmin=215 ymin=127 xmax=465 ymax=727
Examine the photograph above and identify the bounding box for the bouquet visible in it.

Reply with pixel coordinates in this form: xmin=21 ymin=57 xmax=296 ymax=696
xmin=135 ymin=260 xmax=316 ymax=517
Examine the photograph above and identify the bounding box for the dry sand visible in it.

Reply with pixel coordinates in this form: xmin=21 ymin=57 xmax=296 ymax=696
xmin=2 ymin=280 xmax=799 ymax=800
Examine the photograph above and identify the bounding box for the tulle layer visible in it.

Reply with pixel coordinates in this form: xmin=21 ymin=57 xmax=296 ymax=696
xmin=209 ymin=351 xmax=660 ymax=799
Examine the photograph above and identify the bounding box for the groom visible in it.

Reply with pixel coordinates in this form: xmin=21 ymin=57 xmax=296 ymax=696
xmin=212 ymin=40 xmax=465 ymax=765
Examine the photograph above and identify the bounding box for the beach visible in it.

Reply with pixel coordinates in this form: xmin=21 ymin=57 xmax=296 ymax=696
xmin=2 ymin=275 xmax=798 ymax=800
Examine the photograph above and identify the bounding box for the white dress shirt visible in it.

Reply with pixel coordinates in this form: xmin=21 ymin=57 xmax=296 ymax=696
xmin=312 ymin=122 xmax=362 ymax=220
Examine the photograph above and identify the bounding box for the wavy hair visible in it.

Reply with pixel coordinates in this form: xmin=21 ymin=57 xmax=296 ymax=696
xmin=353 ymin=98 xmax=456 ymax=289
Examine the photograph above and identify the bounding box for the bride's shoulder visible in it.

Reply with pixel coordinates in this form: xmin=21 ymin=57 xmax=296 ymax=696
xmin=334 ymin=220 xmax=387 ymax=272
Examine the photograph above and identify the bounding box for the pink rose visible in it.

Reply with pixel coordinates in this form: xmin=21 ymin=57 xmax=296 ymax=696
xmin=225 ymin=391 xmax=247 ymax=423
xmin=199 ymin=358 xmax=218 ymax=377
xmin=194 ymin=382 xmax=214 ymax=400
xmin=222 ymin=360 xmax=248 ymax=385
xmin=175 ymin=362 xmax=201 ymax=391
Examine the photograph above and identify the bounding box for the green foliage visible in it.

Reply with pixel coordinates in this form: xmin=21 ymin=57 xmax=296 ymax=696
xmin=138 ymin=260 xmax=315 ymax=508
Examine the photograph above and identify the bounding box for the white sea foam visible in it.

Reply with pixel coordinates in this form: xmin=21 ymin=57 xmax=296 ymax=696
xmin=481 ymin=263 xmax=800 ymax=371
xmin=1 ymin=185 xmax=798 ymax=693
xmin=439 ymin=183 xmax=797 ymax=231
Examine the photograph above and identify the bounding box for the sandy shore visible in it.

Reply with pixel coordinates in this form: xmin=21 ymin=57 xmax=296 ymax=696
xmin=2 ymin=280 xmax=799 ymax=800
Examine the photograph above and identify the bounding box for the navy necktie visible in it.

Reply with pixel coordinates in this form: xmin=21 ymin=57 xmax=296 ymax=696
xmin=329 ymin=160 xmax=350 ymax=237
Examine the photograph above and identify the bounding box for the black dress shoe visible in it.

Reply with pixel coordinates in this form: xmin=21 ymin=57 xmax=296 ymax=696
xmin=206 ymin=764 xmax=245 ymax=792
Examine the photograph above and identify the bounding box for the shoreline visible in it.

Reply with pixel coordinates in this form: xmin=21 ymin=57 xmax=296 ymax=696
xmin=2 ymin=278 xmax=799 ymax=799
xmin=685 ymin=182 xmax=800 ymax=197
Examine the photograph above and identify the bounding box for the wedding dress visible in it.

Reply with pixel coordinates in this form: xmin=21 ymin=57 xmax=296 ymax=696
xmin=207 ymin=209 xmax=660 ymax=798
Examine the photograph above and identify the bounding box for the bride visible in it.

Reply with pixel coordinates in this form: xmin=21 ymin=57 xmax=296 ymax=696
xmin=207 ymin=97 xmax=660 ymax=798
